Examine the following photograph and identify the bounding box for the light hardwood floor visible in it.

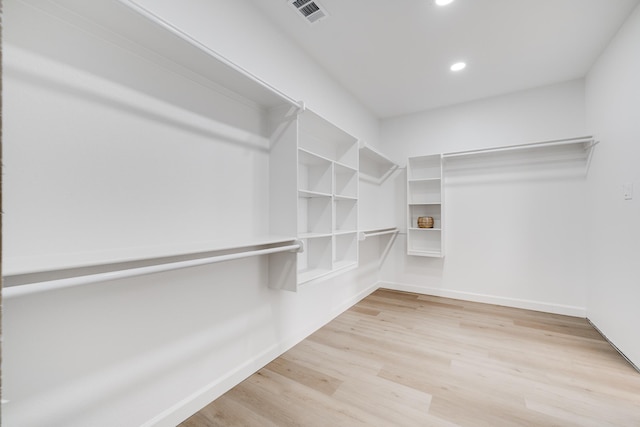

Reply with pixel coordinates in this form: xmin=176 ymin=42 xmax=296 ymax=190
xmin=180 ymin=289 xmax=640 ymax=426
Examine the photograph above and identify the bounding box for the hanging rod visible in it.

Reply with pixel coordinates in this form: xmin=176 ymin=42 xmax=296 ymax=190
xmin=442 ymin=136 xmax=597 ymax=159
xmin=3 ymin=241 xmax=303 ymax=299
xmin=358 ymin=228 xmax=398 ymax=241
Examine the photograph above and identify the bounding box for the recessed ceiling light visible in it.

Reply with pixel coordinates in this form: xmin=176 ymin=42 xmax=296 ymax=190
xmin=435 ymin=0 xmax=454 ymax=6
xmin=450 ymin=62 xmax=466 ymax=72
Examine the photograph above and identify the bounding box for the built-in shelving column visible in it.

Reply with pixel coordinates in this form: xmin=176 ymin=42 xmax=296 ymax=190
xmin=297 ymin=110 xmax=359 ymax=284
xmin=406 ymin=154 xmax=444 ymax=257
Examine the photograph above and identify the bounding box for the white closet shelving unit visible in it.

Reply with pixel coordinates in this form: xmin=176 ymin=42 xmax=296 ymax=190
xmin=297 ymin=110 xmax=359 ymax=284
xmin=406 ymin=154 xmax=444 ymax=257
xmin=403 ymin=136 xmax=597 ymax=259
xmin=4 ymin=0 xmax=304 ymax=292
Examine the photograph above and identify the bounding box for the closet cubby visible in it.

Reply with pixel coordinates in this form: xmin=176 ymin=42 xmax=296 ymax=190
xmin=333 ymin=232 xmax=358 ymax=271
xmin=296 ymin=110 xmax=359 ymax=284
xmin=298 ymin=149 xmax=333 ymax=195
xmin=334 ymin=198 xmax=358 ymax=233
xmin=408 ymin=204 xmax=442 ymax=230
xmin=297 ymin=236 xmax=333 ymax=284
xmin=407 ymin=154 xmax=444 ymax=257
xmin=334 ymin=163 xmax=358 ymax=198
xmin=407 ymin=155 xmax=442 ymax=179
xmin=407 ymin=179 xmax=442 ymax=204
xmin=407 ymin=228 xmax=442 ymax=255
xmin=297 ymin=194 xmax=333 ymax=237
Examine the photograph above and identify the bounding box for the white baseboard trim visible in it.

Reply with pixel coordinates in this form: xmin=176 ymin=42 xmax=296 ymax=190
xmin=145 ymin=281 xmax=380 ymax=427
xmin=379 ymin=282 xmax=587 ymax=318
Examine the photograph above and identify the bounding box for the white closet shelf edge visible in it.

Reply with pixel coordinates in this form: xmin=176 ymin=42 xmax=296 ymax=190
xmin=442 ymin=136 xmax=596 ymax=159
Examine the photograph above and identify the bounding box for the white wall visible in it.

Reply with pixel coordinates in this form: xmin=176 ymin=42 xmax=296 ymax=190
xmin=379 ymin=80 xmax=590 ymax=315
xmin=381 ymin=79 xmax=586 ymax=163
xmin=584 ymin=4 xmax=640 ymax=368
xmin=2 ymin=0 xmax=381 ymax=426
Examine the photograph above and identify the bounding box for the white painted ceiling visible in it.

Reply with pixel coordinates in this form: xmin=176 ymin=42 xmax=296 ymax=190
xmin=245 ymin=0 xmax=639 ymax=118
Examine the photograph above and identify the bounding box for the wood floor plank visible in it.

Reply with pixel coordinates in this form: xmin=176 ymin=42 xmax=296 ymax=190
xmin=263 ymin=357 xmax=343 ymax=396
xmin=331 ymin=375 xmax=433 ymax=426
xmin=279 ymin=339 xmax=384 ymax=380
xmin=180 ymin=290 xmax=640 ymax=427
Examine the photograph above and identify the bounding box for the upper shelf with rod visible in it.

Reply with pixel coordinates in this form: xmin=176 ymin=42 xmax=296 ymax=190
xmin=20 ymin=0 xmax=301 ymax=112
xmin=358 ymin=141 xmax=399 ymax=184
xmin=442 ymin=136 xmax=598 ymax=174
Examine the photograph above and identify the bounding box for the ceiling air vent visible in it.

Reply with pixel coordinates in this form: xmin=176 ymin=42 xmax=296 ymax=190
xmin=288 ymin=0 xmax=328 ymax=24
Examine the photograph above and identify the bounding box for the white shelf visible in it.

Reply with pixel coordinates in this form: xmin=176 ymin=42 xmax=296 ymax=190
xmin=299 ymin=110 xmax=358 ymax=169
xmin=27 ymin=0 xmax=298 ymax=111
xmin=334 ymin=194 xmax=358 ymax=201
xmin=334 ymin=161 xmax=358 ymax=173
xmin=407 ymin=250 xmax=443 ymax=258
xmin=297 ymin=267 xmax=333 ymax=284
xmin=332 ymin=260 xmax=357 ymax=272
xmin=408 ymin=178 xmax=441 ymax=182
xmin=334 ymin=230 xmax=358 ymax=236
xmin=299 ymin=190 xmax=332 ymax=198
xmin=358 ymin=142 xmax=399 ymax=184
xmin=407 ymin=154 xmax=444 ymax=258
xmin=298 ymin=232 xmax=333 ymax=239
xmin=442 ymin=136 xmax=596 ymax=159
xmin=298 ymin=147 xmax=333 ymax=164
xmin=442 ymin=136 xmax=598 ymax=175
